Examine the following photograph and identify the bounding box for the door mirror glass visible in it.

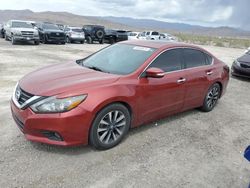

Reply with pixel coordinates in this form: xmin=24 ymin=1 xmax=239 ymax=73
xmin=146 ymin=67 xmax=165 ymax=78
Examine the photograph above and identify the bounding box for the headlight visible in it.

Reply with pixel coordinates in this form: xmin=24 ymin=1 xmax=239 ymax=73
xmin=30 ymin=95 xmax=87 ymax=113
xmin=234 ymin=59 xmax=241 ymax=67
xmin=34 ymin=32 xmax=39 ymax=36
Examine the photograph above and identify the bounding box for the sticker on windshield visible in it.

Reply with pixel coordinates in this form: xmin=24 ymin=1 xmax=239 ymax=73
xmin=133 ymin=46 xmax=152 ymax=52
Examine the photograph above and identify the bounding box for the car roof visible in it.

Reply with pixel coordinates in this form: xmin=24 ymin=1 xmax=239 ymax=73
xmin=120 ymin=40 xmax=200 ymax=50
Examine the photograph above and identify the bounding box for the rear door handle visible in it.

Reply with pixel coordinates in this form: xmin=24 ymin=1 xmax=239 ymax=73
xmin=177 ymin=78 xmax=186 ymax=83
xmin=206 ymin=71 xmax=213 ymax=75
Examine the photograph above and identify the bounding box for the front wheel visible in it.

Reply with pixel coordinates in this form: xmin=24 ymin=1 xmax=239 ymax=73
xmin=200 ymin=83 xmax=221 ymax=112
xmin=11 ymin=36 xmax=16 ymax=45
xmin=89 ymin=103 xmax=131 ymax=150
xmin=87 ymin=36 xmax=92 ymax=44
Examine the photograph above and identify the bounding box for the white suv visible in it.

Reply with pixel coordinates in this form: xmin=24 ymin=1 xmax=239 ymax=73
xmin=145 ymin=31 xmax=160 ymax=40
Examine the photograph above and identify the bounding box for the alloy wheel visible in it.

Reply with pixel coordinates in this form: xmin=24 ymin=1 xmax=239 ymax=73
xmin=206 ymin=86 xmax=220 ymax=109
xmin=97 ymin=110 xmax=126 ymax=144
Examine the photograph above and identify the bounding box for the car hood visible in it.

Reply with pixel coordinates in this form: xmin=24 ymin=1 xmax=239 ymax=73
xmin=238 ymin=54 xmax=250 ymax=63
xmin=12 ymin=28 xmax=37 ymax=32
xmin=19 ymin=62 xmax=120 ymax=96
xmin=44 ymin=29 xmax=64 ymax=33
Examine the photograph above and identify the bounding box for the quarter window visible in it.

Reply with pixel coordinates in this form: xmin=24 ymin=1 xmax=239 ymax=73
xmin=183 ymin=49 xmax=207 ymax=68
xmin=149 ymin=49 xmax=183 ymax=72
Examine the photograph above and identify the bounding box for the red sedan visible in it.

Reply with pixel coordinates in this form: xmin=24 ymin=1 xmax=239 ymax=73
xmin=11 ymin=41 xmax=229 ymax=149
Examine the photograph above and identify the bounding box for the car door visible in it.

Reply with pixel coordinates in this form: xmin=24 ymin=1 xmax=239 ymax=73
xmin=182 ymin=48 xmax=215 ymax=110
xmin=137 ymin=48 xmax=186 ymax=124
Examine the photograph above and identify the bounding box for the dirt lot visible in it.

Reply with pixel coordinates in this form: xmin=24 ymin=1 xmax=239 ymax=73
xmin=0 ymin=39 xmax=249 ymax=188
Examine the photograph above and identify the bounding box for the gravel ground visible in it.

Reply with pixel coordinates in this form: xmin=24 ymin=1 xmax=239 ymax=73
xmin=0 ymin=39 xmax=249 ymax=188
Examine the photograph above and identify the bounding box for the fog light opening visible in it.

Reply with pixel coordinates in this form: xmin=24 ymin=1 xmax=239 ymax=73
xmin=41 ymin=131 xmax=63 ymax=141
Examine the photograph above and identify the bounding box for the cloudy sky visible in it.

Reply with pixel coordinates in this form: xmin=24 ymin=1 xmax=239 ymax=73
xmin=1 ymin=0 xmax=250 ymax=29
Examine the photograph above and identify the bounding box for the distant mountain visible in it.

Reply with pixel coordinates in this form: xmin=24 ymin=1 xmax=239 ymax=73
xmin=100 ymin=16 xmax=250 ymax=38
xmin=0 ymin=9 xmax=249 ymax=38
xmin=0 ymin=9 xmax=129 ymax=29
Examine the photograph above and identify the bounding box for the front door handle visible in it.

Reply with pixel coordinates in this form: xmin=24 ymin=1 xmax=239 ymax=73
xmin=206 ymin=71 xmax=213 ymax=75
xmin=177 ymin=78 xmax=186 ymax=83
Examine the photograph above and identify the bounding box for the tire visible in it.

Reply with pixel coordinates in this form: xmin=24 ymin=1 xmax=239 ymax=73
xmin=200 ymin=83 xmax=221 ymax=112
xmin=109 ymin=37 xmax=115 ymax=44
xmin=87 ymin=36 xmax=93 ymax=44
xmin=89 ymin=103 xmax=131 ymax=150
xmin=34 ymin=41 xmax=39 ymax=45
xmin=66 ymin=37 xmax=71 ymax=43
xmin=80 ymin=40 xmax=85 ymax=44
xmin=99 ymin=39 xmax=104 ymax=44
xmin=95 ymin=29 xmax=104 ymax=39
xmin=43 ymin=35 xmax=48 ymax=44
xmin=61 ymin=41 xmax=65 ymax=45
xmin=5 ymin=34 xmax=8 ymax=41
xmin=11 ymin=36 xmax=16 ymax=45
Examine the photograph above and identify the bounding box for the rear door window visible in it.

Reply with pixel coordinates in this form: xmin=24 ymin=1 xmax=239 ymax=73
xmin=149 ymin=49 xmax=183 ymax=72
xmin=183 ymin=49 xmax=207 ymax=68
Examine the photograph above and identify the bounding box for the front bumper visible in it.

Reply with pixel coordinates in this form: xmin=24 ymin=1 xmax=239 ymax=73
xmin=231 ymin=64 xmax=250 ymax=78
xmin=10 ymin=99 xmax=93 ymax=146
xmin=13 ymin=36 xmax=39 ymax=41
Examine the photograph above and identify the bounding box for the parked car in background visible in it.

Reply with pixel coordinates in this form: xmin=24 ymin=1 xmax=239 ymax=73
xmin=56 ymin=23 xmax=65 ymax=30
xmin=137 ymin=32 xmax=147 ymax=40
xmin=11 ymin=40 xmax=229 ymax=150
xmin=145 ymin=31 xmax=161 ymax=40
xmin=104 ymin=29 xmax=128 ymax=44
xmin=127 ymin=32 xmax=140 ymax=40
xmin=244 ymin=47 xmax=250 ymax=54
xmin=64 ymin=27 xmax=85 ymax=44
xmin=83 ymin=25 xmax=105 ymax=44
xmin=245 ymin=145 xmax=250 ymax=161
xmin=160 ymin=33 xmax=178 ymax=41
xmin=231 ymin=50 xmax=250 ymax=78
xmin=4 ymin=20 xmax=40 ymax=45
xmin=36 ymin=22 xmax=66 ymax=44
xmin=0 ymin=23 xmax=5 ymax=38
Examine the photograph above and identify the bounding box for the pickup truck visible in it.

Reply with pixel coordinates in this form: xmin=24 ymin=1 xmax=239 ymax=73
xmin=4 ymin=20 xmax=40 ymax=45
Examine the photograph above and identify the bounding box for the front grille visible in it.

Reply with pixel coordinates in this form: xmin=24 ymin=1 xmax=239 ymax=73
xmin=21 ymin=31 xmax=34 ymax=37
xmin=240 ymin=63 xmax=250 ymax=69
xmin=49 ymin=32 xmax=65 ymax=38
xmin=11 ymin=110 xmax=24 ymax=131
xmin=16 ymin=86 xmax=34 ymax=105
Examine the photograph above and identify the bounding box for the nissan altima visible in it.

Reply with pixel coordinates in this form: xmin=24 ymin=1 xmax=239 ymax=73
xmin=11 ymin=41 xmax=229 ymax=150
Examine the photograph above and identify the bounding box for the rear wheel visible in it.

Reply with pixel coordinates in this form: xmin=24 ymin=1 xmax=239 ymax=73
xmin=80 ymin=40 xmax=85 ymax=44
xmin=99 ymin=39 xmax=104 ymax=44
xmin=89 ymin=103 xmax=130 ymax=150
xmin=201 ymin=83 xmax=221 ymax=112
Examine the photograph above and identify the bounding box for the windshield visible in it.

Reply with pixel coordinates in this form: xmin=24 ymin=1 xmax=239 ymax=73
xmin=80 ymin=44 xmax=156 ymax=75
xmin=72 ymin=29 xmax=83 ymax=32
xmin=43 ymin=24 xmax=59 ymax=30
xmin=152 ymin=32 xmax=159 ymax=35
xmin=12 ymin=21 xmax=33 ymax=28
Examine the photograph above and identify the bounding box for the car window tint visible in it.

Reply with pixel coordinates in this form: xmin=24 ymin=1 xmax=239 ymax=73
xmin=204 ymin=53 xmax=213 ymax=65
xmin=149 ymin=49 xmax=183 ymax=72
xmin=183 ymin=49 xmax=206 ymax=68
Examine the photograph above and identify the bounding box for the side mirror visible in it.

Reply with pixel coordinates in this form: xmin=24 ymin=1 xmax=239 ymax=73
xmin=145 ymin=67 xmax=165 ymax=78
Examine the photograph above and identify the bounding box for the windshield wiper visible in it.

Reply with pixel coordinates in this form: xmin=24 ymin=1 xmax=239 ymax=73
xmin=85 ymin=65 xmax=109 ymax=73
